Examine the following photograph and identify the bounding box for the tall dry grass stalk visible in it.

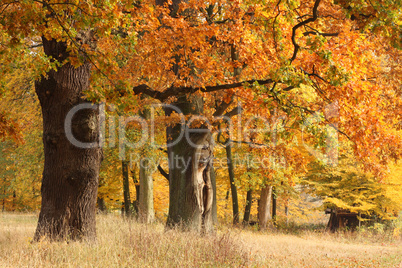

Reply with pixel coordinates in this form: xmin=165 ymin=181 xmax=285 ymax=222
xmin=0 ymin=212 xmax=401 ymax=267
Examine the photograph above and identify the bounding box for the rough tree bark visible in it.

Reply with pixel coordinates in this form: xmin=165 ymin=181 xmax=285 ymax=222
xmin=165 ymin=95 xmax=214 ymax=232
xmin=34 ymin=37 xmax=102 ymax=241
xmin=139 ymin=157 xmax=155 ymax=223
xmin=138 ymin=106 xmax=155 ymax=223
xmin=258 ymin=185 xmax=273 ymax=229
xmin=154 ymin=0 xmax=214 ymax=233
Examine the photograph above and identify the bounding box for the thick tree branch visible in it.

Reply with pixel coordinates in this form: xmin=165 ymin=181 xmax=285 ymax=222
xmin=213 ymin=101 xmax=232 ymax=117
xmin=0 ymin=1 xmax=18 ymax=17
xmin=133 ymin=79 xmax=274 ymax=101
xmin=213 ymin=97 xmax=233 ymax=117
xmin=282 ymin=86 xmax=295 ymax=91
xmin=230 ymin=140 xmax=271 ymax=149
xmin=290 ymin=0 xmax=321 ymax=63
xmin=224 ymin=105 xmax=243 ymax=118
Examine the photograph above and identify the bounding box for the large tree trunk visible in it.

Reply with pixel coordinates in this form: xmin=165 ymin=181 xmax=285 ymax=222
xmin=165 ymin=95 xmax=214 ymax=233
xmin=226 ymin=143 xmax=239 ymax=225
xmin=34 ymin=37 xmax=102 ymax=241
xmin=258 ymin=185 xmax=273 ymax=229
xmin=156 ymin=0 xmax=213 ymax=233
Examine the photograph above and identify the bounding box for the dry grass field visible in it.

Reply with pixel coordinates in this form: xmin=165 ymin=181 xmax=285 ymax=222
xmin=0 ymin=212 xmax=401 ymax=267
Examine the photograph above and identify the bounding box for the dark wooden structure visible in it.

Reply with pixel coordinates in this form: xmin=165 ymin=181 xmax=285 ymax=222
xmin=326 ymin=208 xmax=360 ymax=232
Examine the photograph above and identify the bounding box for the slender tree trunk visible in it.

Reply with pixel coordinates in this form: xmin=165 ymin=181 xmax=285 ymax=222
xmin=122 ymin=160 xmax=131 ymax=217
xmin=285 ymin=201 xmax=289 ymax=226
xmin=34 ymin=37 xmax=102 ymax=241
xmin=12 ymin=191 xmax=16 ymax=211
xmin=210 ymin=166 xmax=218 ymax=225
xmin=272 ymin=187 xmax=277 ymax=223
xmin=258 ymin=185 xmax=273 ymax=229
xmin=139 ymin=157 xmax=155 ymax=223
xmin=243 ymin=190 xmax=252 ymax=225
xmin=132 ymin=165 xmax=140 ymax=215
xmin=225 ymin=143 xmax=239 ymax=225
xmin=227 ymin=39 xmax=241 ymax=226
xmin=2 ymin=188 xmax=4 ymax=211
xmin=165 ymin=95 xmax=214 ymax=233
xmin=97 ymin=197 xmax=107 ymax=213
xmin=138 ymin=106 xmax=155 ymax=223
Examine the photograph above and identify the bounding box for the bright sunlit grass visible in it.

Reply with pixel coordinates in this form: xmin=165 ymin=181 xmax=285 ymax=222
xmin=0 ymin=212 xmax=401 ymax=267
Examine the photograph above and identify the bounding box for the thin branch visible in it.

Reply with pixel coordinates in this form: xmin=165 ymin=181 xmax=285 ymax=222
xmin=303 ymin=31 xmax=339 ymax=37
xmin=287 ymin=99 xmax=352 ymax=140
xmin=0 ymin=1 xmax=18 ymax=17
xmin=28 ymin=43 xmax=43 ymax=49
xmin=33 ymin=0 xmax=102 ymax=18
xmin=301 ymin=67 xmax=329 ymax=83
xmin=310 ymin=78 xmax=331 ymax=103
xmin=320 ymin=14 xmax=341 ymax=20
xmin=157 ymin=165 xmax=169 ymax=181
xmin=230 ymin=140 xmax=271 ymax=149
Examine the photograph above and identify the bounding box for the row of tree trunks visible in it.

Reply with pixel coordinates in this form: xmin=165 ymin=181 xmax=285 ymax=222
xmin=121 ymin=157 xmax=154 ymax=223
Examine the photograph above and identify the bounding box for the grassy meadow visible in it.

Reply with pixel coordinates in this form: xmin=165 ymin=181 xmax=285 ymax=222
xmin=0 ymin=212 xmax=401 ymax=267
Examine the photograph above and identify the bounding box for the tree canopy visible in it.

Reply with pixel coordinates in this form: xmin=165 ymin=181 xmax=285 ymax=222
xmin=0 ymin=0 xmax=401 ymax=237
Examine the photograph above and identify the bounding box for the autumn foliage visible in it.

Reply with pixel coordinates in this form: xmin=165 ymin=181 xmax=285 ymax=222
xmin=0 ymin=0 xmax=401 ymax=229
